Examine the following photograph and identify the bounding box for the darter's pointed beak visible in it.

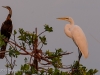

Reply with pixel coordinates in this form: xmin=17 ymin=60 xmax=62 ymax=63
xmin=2 ymin=6 xmax=7 ymax=8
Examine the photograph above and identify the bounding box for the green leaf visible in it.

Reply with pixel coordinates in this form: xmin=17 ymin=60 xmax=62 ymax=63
xmin=0 ymin=33 xmax=6 ymax=47
xmin=48 ymin=68 xmax=53 ymax=74
xmin=44 ymin=24 xmax=53 ymax=32
xmin=9 ymin=46 xmax=20 ymax=58
xmin=40 ymin=70 xmax=45 ymax=75
xmin=39 ymin=36 xmax=47 ymax=45
xmin=15 ymin=71 xmax=23 ymax=75
xmin=14 ymin=29 xmax=17 ymax=35
xmin=24 ymin=57 xmax=27 ymax=63
xmin=21 ymin=65 xmax=24 ymax=71
xmin=24 ymin=64 xmax=30 ymax=71
xmin=19 ymin=28 xmax=24 ymax=34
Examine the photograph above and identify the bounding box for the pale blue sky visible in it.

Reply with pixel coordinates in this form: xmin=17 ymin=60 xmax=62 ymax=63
xmin=0 ymin=0 xmax=100 ymax=74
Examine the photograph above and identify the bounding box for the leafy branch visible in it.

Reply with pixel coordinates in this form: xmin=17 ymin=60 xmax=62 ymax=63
xmin=0 ymin=25 xmax=98 ymax=75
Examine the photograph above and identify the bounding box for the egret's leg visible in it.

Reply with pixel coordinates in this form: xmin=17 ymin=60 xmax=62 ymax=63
xmin=78 ymin=48 xmax=82 ymax=62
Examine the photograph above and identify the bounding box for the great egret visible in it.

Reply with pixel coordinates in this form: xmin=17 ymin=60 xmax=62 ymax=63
xmin=0 ymin=6 xmax=13 ymax=59
xmin=57 ymin=17 xmax=88 ymax=61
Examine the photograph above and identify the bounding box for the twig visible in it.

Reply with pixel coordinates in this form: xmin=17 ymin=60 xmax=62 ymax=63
xmin=37 ymin=30 xmax=46 ymax=37
xmin=9 ymin=40 xmax=31 ymax=55
xmin=40 ymin=43 xmax=43 ymax=50
xmin=39 ymin=62 xmax=51 ymax=65
xmin=5 ymin=56 xmax=10 ymax=75
xmin=0 ymin=51 xmax=9 ymax=53
xmin=13 ymin=33 xmax=17 ymax=51
xmin=5 ymin=56 xmax=11 ymax=66
xmin=37 ymin=41 xmax=42 ymax=46
xmin=45 ymin=52 xmax=73 ymax=58
xmin=41 ymin=56 xmax=52 ymax=64
xmin=28 ymin=44 xmax=32 ymax=50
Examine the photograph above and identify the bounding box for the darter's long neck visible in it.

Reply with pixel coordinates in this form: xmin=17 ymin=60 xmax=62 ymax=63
xmin=6 ymin=9 xmax=12 ymax=20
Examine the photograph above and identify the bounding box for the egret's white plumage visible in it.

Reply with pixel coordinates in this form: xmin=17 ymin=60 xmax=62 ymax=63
xmin=57 ymin=17 xmax=88 ymax=61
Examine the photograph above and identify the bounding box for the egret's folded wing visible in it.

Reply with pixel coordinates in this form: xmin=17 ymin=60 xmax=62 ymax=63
xmin=72 ymin=25 xmax=88 ymax=58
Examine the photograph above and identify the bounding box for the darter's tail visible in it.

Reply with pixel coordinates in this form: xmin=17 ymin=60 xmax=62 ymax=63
xmin=0 ymin=43 xmax=7 ymax=59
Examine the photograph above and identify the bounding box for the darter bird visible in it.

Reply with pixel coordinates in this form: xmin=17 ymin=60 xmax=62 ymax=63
xmin=0 ymin=6 xmax=13 ymax=59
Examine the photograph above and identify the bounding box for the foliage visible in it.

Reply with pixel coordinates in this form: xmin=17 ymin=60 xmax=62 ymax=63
xmin=70 ymin=61 xmax=98 ymax=75
xmin=0 ymin=33 xmax=6 ymax=46
xmin=0 ymin=25 xmax=98 ymax=75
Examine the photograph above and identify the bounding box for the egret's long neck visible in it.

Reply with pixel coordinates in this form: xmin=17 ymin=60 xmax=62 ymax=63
xmin=69 ymin=18 xmax=74 ymax=25
xmin=6 ymin=9 xmax=12 ymax=20
xmin=64 ymin=24 xmax=72 ymax=38
xmin=64 ymin=18 xmax=74 ymax=38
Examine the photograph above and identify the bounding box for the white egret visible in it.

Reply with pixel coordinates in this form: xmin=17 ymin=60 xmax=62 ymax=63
xmin=57 ymin=17 xmax=88 ymax=61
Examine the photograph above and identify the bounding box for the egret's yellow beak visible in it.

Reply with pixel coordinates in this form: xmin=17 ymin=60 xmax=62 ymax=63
xmin=57 ymin=17 xmax=67 ymax=20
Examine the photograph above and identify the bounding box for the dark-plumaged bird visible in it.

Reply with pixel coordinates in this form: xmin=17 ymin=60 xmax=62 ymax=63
xmin=0 ymin=6 xmax=13 ymax=59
